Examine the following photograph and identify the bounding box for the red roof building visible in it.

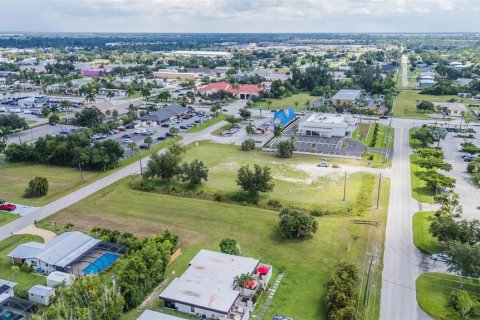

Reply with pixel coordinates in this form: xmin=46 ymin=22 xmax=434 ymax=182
xmin=198 ymin=81 xmax=267 ymax=100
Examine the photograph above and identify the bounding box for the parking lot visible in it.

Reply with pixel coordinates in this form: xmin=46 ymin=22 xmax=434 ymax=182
xmin=441 ymin=127 xmax=480 ymax=219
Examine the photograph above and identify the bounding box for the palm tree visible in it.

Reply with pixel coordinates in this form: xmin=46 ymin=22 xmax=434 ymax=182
xmin=0 ymin=126 xmax=11 ymax=152
xmin=233 ymin=273 xmax=254 ymax=295
xmin=273 ymin=125 xmax=283 ymax=138
xmin=304 ymin=100 xmax=311 ymax=111
xmin=112 ymin=109 xmax=119 ymax=121
xmin=159 ymin=90 xmax=171 ymax=102
xmin=266 ymin=101 xmax=272 ymax=110
xmin=144 ymin=136 xmax=153 ymax=148
xmin=49 ymin=104 xmax=59 ymax=114
xmin=128 ymin=104 xmax=137 ymax=119
xmin=246 ymin=124 xmax=255 ymax=137
xmin=169 ymin=127 xmax=180 ymax=137
xmin=106 ymin=91 xmax=115 ymax=100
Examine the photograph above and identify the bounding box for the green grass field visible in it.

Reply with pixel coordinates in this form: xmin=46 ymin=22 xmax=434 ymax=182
xmin=0 ymin=212 xmax=19 ymax=227
xmin=417 ymin=273 xmax=480 ymax=320
xmin=0 ymin=162 xmax=102 ymax=206
xmin=254 ymin=92 xmax=314 ymax=111
xmin=410 ymin=154 xmax=435 ymax=204
xmin=0 ymin=235 xmax=47 ymax=292
xmin=39 ymin=174 xmax=390 ymax=320
xmin=412 ymin=212 xmax=441 ymax=254
xmin=179 ymin=142 xmax=380 ymax=212
xmin=186 ymin=114 xmax=225 ymax=133
xmin=393 ymin=89 xmax=476 ymax=118
xmin=353 ymin=124 xmax=394 ymax=150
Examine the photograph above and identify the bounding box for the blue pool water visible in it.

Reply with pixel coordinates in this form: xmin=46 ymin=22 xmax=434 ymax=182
xmin=82 ymin=252 xmax=120 ymax=275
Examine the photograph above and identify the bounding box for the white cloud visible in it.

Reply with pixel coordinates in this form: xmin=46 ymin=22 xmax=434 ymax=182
xmin=0 ymin=0 xmax=478 ymax=32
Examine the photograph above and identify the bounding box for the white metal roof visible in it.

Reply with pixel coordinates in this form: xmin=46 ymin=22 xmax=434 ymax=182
xmin=331 ymin=89 xmax=362 ymax=101
xmin=159 ymin=250 xmax=259 ymax=314
xmin=8 ymin=231 xmax=100 ymax=268
xmin=28 ymin=285 xmax=54 ymax=296
xmin=46 ymin=271 xmax=75 ymax=282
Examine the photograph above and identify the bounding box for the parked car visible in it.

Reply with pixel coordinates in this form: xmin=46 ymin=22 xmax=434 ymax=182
xmin=180 ymin=125 xmax=188 ymax=130
xmin=0 ymin=203 xmax=16 ymax=211
xmin=430 ymin=253 xmax=450 ymax=262
xmin=157 ymin=136 xmax=166 ymax=141
xmin=59 ymin=129 xmax=70 ymax=135
xmin=317 ymin=162 xmax=329 ymax=167
xmin=122 ymin=138 xmax=133 ymax=144
xmin=141 ymin=130 xmax=153 ymax=136
xmin=139 ymin=144 xmax=149 ymax=150
xmin=165 ymin=132 xmax=174 ymax=137
xmin=161 ymin=123 xmax=170 ymax=128
xmin=121 ymin=134 xmax=131 ymax=139
xmin=0 ymin=199 xmax=5 ymax=204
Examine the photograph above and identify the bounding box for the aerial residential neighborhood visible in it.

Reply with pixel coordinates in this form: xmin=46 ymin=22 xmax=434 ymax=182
xmin=0 ymin=2 xmax=479 ymax=320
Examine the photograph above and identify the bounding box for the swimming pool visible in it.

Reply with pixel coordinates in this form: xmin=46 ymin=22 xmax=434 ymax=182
xmin=82 ymin=252 xmax=120 ymax=275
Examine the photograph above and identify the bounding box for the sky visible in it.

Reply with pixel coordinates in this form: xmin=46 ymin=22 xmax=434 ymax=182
xmin=0 ymin=0 xmax=478 ymax=33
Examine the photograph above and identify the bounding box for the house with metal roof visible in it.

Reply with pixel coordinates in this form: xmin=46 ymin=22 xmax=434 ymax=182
xmin=331 ymin=89 xmax=363 ymax=106
xmin=159 ymin=250 xmax=272 ymax=320
xmin=8 ymin=231 xmax=124 ymax=276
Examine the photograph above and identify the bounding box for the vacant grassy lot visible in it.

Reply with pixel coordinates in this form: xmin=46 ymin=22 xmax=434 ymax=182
xmin=40 ymin=174 xmax=389 ymax=320
xmin=179 ymin=142 xmax=379 ymax=212
xmin=410 ymin=154 xmax=435 ymax=204
xmin=394 ymin=89 xmax=476 ymax=118
xmin=0 ymin=235 xmax=47 ymax=292
xmin=254 ymin=92 xmax=314 ymax=111
xmin=412 ymin=212 xmax=441 ymax=254
xmin=0 ymin=162 xmax=101 ymax=206
xmin=352 ymin=123 xmax=370 ymax=141
xmin=0 ymin=212 xmax=19 ymax=227
xmin=417 ymin=273 xmax=480 ymax=320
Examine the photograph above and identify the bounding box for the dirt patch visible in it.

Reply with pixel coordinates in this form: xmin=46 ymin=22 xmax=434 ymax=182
xmin=15 ymin=225 xmax=56 ymax=242
xmin=44 ymin=212 xmax=206 ymax=246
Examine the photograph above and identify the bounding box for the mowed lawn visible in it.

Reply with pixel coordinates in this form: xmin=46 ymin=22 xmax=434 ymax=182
xmin=254 ymin=92 xmax=314 ymax=111
xmin=0 ymin=212 xmax=19 ymax=227
xmin=394 ymin=89 xmax=477 ymax=118
xmin=180 ymin=142 xmax=377 ymax=212
xmin=0 ymin=235 xmax=47 ymax=292
xmin=0 ymin=162 xmax=101 ymax=206
xmin=40 ymin=176 xmax=390 ymax=320
xmin=352 ymin=124 xmax=394 ymax=150
xmin=416 ymin=273 xmax=480 ymax=320
xmin=412 ymin=212 xmax=441 ymax=254
xmin=410 ymin=154 xmax=435 ymax=204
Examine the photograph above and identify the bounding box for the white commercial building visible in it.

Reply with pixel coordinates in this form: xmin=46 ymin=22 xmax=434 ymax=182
xmin=298 ymin=113 xmax=357 ymax=138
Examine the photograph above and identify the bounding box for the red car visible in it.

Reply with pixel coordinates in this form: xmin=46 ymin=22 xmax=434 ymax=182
xmin=0 ymin=203 xmax=16 ymax=211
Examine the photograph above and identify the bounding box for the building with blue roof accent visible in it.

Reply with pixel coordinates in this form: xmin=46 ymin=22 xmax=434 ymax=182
xmin=272 ymin=108 xmax=296 ymax=127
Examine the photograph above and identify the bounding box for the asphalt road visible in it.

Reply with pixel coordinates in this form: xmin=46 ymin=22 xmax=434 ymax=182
xmin=0 ymin=119 xmax=228 ymax=242
xmin=402 ymin=55 xmax=409 ymax=88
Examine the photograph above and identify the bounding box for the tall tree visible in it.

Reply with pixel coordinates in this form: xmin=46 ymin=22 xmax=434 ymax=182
xmin=236 ymin=164 xmax=274 ymax=196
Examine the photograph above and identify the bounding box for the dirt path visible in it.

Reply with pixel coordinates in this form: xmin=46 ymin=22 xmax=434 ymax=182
xmin=15 ymin=224 xmax=56 ymax=242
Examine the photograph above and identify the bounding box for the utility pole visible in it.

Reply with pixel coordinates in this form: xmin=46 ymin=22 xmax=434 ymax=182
xmin=79 ymin=162 xmax=83 ymax=182
xmin=138 ymin=152 xmax=143 ymax=175
xmin=363 ymin=252 xmax=380 ymax=306
xmin=343 ymin=171 xmax=347 ymax=201
xmin=376 ymin=173 xmax=382 ymax=209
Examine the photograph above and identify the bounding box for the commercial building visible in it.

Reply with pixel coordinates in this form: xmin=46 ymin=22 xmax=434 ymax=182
xmin=140 ymin=104 xmax=188 ymax=124
xmin=331 ymin=89 xmax=363 ymax=106
xmin=198 ymin=81 xmax=266 ymax=100
xmin=153 ymin=70 xmax=198 ymax=81
xmin=297 ymin=113 xmax=357 ymax=138
xmin=8 ymin=231 xmax=124 ymax=276
xmin=159 ymin=250 xmax=272 ymax=320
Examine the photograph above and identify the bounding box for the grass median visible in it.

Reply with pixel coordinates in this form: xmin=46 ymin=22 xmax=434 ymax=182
xmin=412 ymin=212 xmax=441 ymax=254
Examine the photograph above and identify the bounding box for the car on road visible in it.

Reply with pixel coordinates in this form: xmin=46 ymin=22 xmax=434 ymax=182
xmin=379 ymin=115 xmax=389 ymax=119
xmin=59 ymin=129 xmax=70 ymax=135
xmin=157 ymin=136 xmax=166 ymax=141
xmin=161 ymin=123 xmax=170 ymax=128
xmin=317 ymin=162 xmax=329 ymax=167
xmin=180 ymin=125 xmax=188 ymax=130
xmin=272 ymin=315 xmax=293 ymax=320
xmin=121 ymin=134 xmax=132 ymax=139
xmin=139 ymin=144 xmax=150 ymax=150
xmin=141 ymin=130 xmax=153 ymax=136
xmin=430 ymin=253 xmax=450 ymax=262
xmin=122 ymin=138 xmax=133 ymax=144
xmin=0 ymin=203 xmax=16 ymax=211
xmin=165 ymin=132 xmax=174 ymax=137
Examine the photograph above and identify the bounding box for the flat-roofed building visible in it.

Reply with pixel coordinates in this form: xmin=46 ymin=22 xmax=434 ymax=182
xmin=298 ymin=113 xmax=357 ymax=138
xmin=331 ymin=89 xmax=363 ymax=106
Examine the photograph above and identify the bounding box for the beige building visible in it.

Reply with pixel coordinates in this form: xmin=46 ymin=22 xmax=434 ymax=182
xmin=153 ymin=71 xmax=197 ymax=81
